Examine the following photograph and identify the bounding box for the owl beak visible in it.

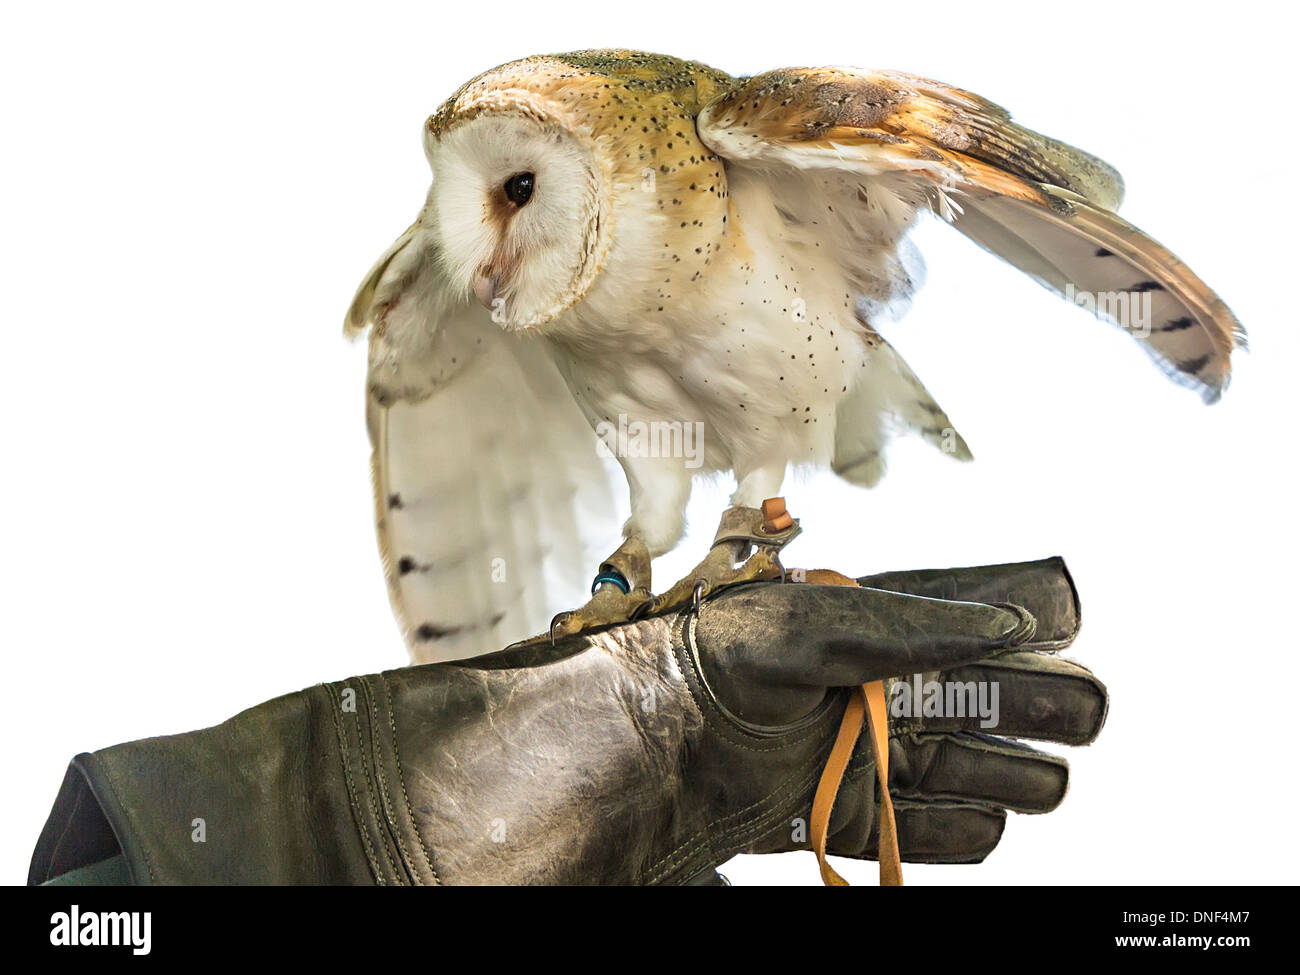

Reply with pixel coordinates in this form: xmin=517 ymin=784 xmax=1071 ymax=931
xmin=472 ymin=272 xmax=500 ymax=311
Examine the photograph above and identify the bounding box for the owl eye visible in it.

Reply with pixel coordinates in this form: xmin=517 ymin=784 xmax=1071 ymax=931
xmin=503 ymin=172 xmax=535 ymax=207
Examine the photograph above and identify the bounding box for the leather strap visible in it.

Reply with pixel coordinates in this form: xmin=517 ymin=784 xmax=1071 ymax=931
xmin=809 ymin=683 xmax=865 ymax=885
xmin=864 ymin=680 xmax=903 ymax=885
xmin=802 ymin=570 xmax=903 ymax=886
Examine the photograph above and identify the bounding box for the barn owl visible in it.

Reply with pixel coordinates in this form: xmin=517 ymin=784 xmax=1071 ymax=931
xmin=345 ymin=50 xmax=1244 ymax=663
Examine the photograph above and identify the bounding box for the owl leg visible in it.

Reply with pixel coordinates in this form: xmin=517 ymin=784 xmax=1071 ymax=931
xmin=548 ymin=535 xmax=655 ymax=642
xmin=548 ymin=460 xmax=690 ymax=643
xmin=646 ymin=463 xmax=799 ymax=616
xmin=644 ymin=500 xmax=800 ymax=617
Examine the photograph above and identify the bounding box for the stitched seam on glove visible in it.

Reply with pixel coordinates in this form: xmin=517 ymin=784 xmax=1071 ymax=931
xmin=645 ymin=762 xmax=822 ymax=884
xmin=327 ymin=681 xmax=388 ymax=884
xmin=351 ymin=679 xmax=406 ymax=883
xmin=361 ymin=675 xmax=424 ymax=885
xmin=678 ymin=612 xmax=840 ymax=752
xmin=378 ymin=673 xmax=441 ymax=885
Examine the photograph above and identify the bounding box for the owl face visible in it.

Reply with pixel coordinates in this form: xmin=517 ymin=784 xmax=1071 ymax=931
xmin=425 ymin=109 xmax=610 ymax=330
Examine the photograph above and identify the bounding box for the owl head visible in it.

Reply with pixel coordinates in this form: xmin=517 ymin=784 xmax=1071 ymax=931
xmin=424 ymin=96 xmax=614 ymax=330
xmin=345 ymin=72 xmax=617 ymax=346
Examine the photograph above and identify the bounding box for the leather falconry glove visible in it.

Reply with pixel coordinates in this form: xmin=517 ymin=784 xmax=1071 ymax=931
xmin=29 ymin=557 xmax=1106 ymax=886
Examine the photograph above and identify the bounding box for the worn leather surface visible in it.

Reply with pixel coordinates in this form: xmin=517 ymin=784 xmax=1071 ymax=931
xmin=29 ymin=557 xmax=1107 ymax=885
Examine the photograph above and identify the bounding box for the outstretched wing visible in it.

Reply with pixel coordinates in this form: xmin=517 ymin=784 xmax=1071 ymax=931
xmin=698 ymin=68 xmax=1245 ymax=402
xmin=346 ymin=216 xmax=615 ymax=663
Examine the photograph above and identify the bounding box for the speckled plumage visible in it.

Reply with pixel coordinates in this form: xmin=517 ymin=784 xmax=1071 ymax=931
xmin=346 ymin=50 xmax=1244 ymax=661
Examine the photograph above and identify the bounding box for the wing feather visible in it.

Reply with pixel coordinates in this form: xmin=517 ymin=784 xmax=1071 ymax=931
xmin=699 ymin=68 xmax=1244 ymax=402
xmin=347 ymin=222 xmax=615 ymax=663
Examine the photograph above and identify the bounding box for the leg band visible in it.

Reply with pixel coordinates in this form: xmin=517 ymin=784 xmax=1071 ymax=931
xmin=591 ymin=568 xmax=631 ymax=595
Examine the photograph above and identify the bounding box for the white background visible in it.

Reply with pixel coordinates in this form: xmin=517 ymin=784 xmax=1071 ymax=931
xmin=2 ymin=1 xmax=1294 ymax=885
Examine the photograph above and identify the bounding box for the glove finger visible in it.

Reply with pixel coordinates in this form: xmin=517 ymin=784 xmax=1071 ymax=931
xmin=895 ymin=800 xmax=1006 ymax=863
xmin=891 ymin=732 xmax=1070 ymax=813
xmin=895 ymin=651 xmax=1108 ymax=745
xmin=843 ymin=800 xmax=1007 ymax=865
xmin=857 ymin=557 xmax=1080 ymax=651
xmin=696 ymin=583 xmax=1037 ymax=689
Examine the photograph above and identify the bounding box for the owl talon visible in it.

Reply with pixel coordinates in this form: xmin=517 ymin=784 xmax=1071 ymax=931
xmin=548 ymin=613 xmax=568 ymax=646
xmin=547 ymin=584 xmax=653 ymax=644
xmin=536 ymin=537 xmax=654 ymax=644
xmin=646 ymin=501 xmax=799 ymax=617
xmin=533 ymin=503 xmax=802 ymax=642
xmin=649 ymin=545 xmax=784 ymax=617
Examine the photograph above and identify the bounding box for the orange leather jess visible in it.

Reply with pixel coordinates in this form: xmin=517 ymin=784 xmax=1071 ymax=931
xmin=799 ymin=569 xmax=902 ymax=887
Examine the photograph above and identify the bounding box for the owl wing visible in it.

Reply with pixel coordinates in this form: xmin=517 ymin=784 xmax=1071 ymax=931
xmin=697 ymin=68 xmax=1245 ymax=403
xmin=346 ymin=218 xmax=615 ymax=663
